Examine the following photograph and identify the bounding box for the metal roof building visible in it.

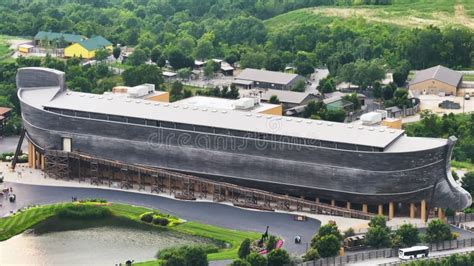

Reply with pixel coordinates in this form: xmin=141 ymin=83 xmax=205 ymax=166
xmin=409 ymin=65 xmax=463 ymax=96
xmin=235 ymin=68 xmax=304 ymax=90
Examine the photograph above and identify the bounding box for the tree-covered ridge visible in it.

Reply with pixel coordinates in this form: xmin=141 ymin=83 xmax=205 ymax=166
xmin=1 ymin=0 xmax=472 ymax=76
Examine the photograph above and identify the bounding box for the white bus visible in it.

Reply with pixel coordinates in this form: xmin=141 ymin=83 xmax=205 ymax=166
xmin=398 ymin=246 xmax=429 ymax=260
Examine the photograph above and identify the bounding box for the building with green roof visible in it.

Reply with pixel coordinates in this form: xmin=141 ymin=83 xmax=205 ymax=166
xmin=34 ymin=31 xmax=85 ymax=47
xmin=64 ymin=35 xmax=113 ymax=59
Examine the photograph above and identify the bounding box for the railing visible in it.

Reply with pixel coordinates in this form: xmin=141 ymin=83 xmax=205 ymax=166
xmin=44 ymin=150 xmax=374 ymax=220
xmin=300 ymin=238 xmax=474 ymax=266
xmin=447 ymin=213 xmax=474 ymax=225
xmin=378 ymin=251 xmax=474 ymax=266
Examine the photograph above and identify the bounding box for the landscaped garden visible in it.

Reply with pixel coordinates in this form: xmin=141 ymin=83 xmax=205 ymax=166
xmin=0 ymin=199 xmax=260 ymax=265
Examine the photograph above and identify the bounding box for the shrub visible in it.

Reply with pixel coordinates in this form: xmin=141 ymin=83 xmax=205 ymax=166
xmin=266 ymin=235 xmax=277 ymax=252
xmin=158 ymin=245 xmax=214 ymax=266
xmin=78 ymin=198 xmax=107 ymax=203
xmin=140 ymin=212 xmax=154 ymax=223
xmin=303 ymin=247 xmax=320 ymax=261
xmin=369 ymin=215 xmax=387 ymax=228
xmin=245 ymin=253 xmax=267 ymax=266
xmin=314 ymin=234 xmax=341 ymax=258
xmin=365 ymin=226 xmax=391 ymax=248
xmin=162 ymin=255 xmax=186 ymax=266
xmin=343 ymin=227 xmax=355 ymax=238
xmin=153 ymin=217 xmax=169 ymax=226
xmin=57 ymin=204 xmax=112 ymax=219
xmin=230 ymin=259 xmax=250 ymax=266
xmin=395 ymin=224 xmax=420 ymax=248
xmin=238 ymin=238 xmax=251 ymax=258
xmin=267 ymin=249 xmax=290 ymax=266
xmin=425 ymin=219 xmax=453 ymax=243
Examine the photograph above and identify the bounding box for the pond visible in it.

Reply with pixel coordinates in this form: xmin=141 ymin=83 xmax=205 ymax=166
xmin=0 ymin=217 xmax=217 ymax=265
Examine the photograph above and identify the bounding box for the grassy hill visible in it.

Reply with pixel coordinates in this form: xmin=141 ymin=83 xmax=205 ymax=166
xmin=265 ymin=0 xmax=474 ymax=30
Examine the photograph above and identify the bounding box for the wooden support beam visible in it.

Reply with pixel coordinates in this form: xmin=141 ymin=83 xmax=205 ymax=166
xmin=346 ymin=202 xmax=351 ymax=210
xmin=378 ymin=204 xmax=383 ymax=216
xmin=421 ymin=200 xmax=427 ymax=222
xmin=331 ymin=199 xmax=336 ymax=207
xmin=410 ymin=203 xmax=416 ymax=219
xmin=28 ymin=141 xmax=33 ymax=168
xmin=389 ymin=202 xmax=394 ymax=220
xmin=362 ymin=204 xmax=368 ymax=213
xmin=438 ymin=208 xmax=445 ymax=220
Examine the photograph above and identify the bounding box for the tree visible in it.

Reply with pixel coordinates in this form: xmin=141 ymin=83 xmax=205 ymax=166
xmin=267 ymin=249 xmax=290 ymax=266
xmin=314 ymin=235 xmax=340 ymax=258
xmin=168 ymin=48 xmax=193 ymax=69
xmin=265 ymin=55 xmax=283 ymax=71
xmin=170 ymin=81 xmax=184 ymax=102
xmin=365 ymin=226 xmax=391 ymax=248
xmin=393 ymin=66 xmax=409 ymax=87
xmin=321 ymin=109 xmax=346 ymax=122
xmin=245 ymin=253 xmax=267 ymax=266
xmin=151 ymin=46 xmax=166 ymax=67
xmin=68 ymin=76 xmax=92 ymax=92
xmin=395 ymin=223 xmax=420 ymax=247
xmin=269 ymin=95 xmax=280 ymax=104
xmin=227 ymin=85 xmax=239 ymax=99
xmin=462 ymin=172 xmax=474 ymax=196
xmin=238 ymin=238 xmax=251 ymax=259
xmin=203 ymin=62 xmax=215 ymax=79
xmin=338 ymin=59 xmax=385 ymax=89
xmin=303 ymin=101 xmax=325 ymax=119
xmin=127 ymin=48 xmax=148 ymax=66
xmin=342 ymin=93 xmax=361 ymax=110
xmin=425 ymin=219 xmax=453 ymax=243
xmin=94 ymin=48 xmax=109 ymax=61
xmin=291 ymin=79 xmax=306 ymax=92
xmin=318 ymin=76 xmax=336 ymax=94
xmin=266 ymin=235 xmax=277 ymax=252
xmin=240 ymin=51 xmax=266 ymax=69
xmin=365 ymin=215 xmax=391 ymax=248
xmin=177 ymin=68 xmax=192 ymax=80
xmin=373 ymin=82 xmax=382 ymax=99
xmin=317 ymin=222 xmax=342 ymax=240
xmin=113 ymin=46 xmax=121 ymax=60
xmin=369 ymin=215 xmax=387 ymax=228
xmin=122 ymin=64 xmax=163 ymax=88
xmin=294 ymin=51 xmax=314 ymax=76
xmin=230 ymin=259 xmax=250 ymax=266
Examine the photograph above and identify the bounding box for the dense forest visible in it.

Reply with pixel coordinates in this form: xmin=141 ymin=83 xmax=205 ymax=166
xmin=0 ymin=0 xmax=472 ymax=78
xmin=0 ymin=1 xmax=473 ymax=140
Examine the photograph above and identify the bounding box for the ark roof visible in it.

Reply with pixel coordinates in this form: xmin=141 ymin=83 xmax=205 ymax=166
xmin=27 ymin=90 xmax=406 ymax=149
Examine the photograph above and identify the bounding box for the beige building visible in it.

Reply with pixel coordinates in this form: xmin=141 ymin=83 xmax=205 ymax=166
xmin=409 ymin=65 xmax=462 ymax=96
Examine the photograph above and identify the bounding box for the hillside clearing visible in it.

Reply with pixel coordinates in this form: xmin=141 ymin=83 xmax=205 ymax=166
xmin=266 ymin=1 xmax=474 ymax=30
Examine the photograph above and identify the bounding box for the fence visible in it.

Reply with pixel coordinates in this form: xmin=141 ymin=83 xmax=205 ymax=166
xmin=378 ymin=251 xmax=474 ymax=266
xmin=300 ymin=238 xmax=474 ymax=266
xmin=447 ymin=213 xmax=474 ymax=225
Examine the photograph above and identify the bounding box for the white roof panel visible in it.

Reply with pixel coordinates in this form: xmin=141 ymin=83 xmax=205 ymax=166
xmin=27 ymin=90 xmax=407 ymax=149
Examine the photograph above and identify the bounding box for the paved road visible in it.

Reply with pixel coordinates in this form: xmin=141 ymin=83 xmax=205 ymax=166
xmin=0 ymin=181 xmax=319 ymax=255
xmin=0 ymin=136 xmax=27 ymax=153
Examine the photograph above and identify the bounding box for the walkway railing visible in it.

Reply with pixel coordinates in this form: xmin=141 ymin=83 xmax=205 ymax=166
xmin=43 ymin=150 xmax=374 ymax=220
xmin=300 ymin=238 xmax=474 ymax=266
